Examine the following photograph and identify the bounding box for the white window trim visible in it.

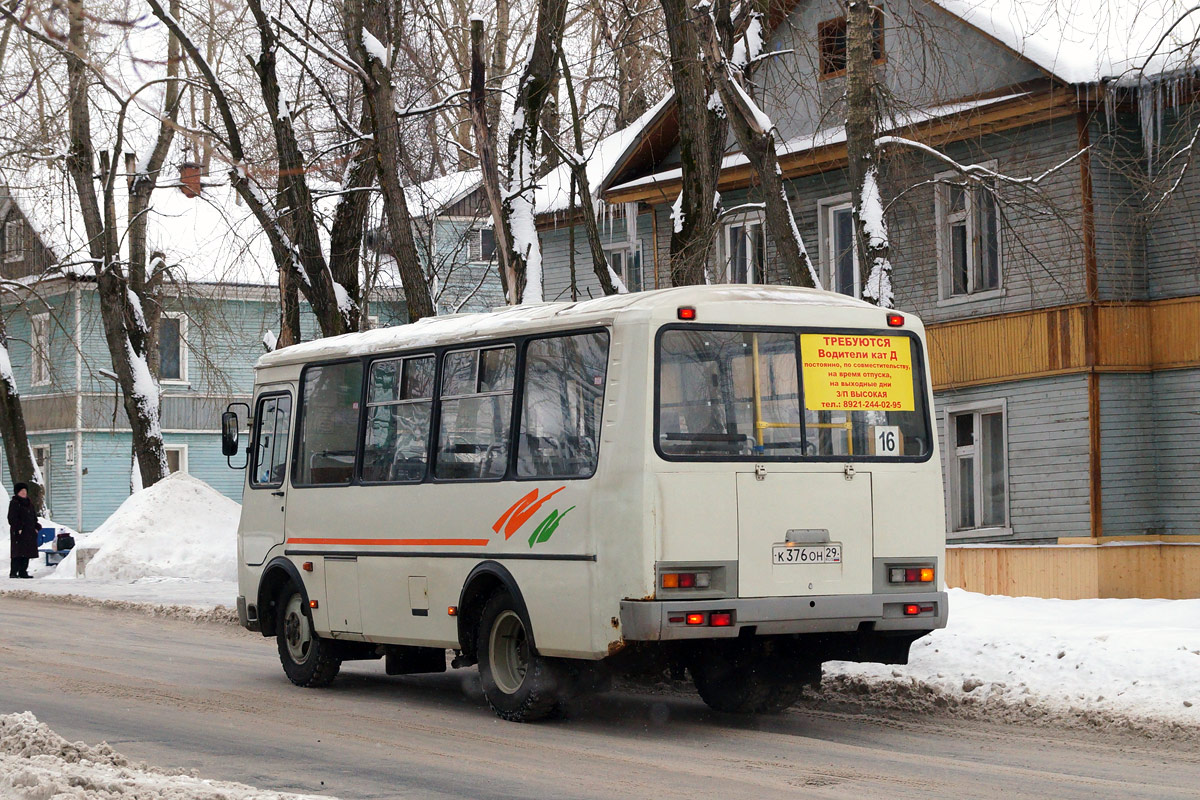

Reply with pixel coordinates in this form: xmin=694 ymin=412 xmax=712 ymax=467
xmin=159 ymin=312 xmax=188 ymax=385
xmin=943 ymin=398 xmax=1012 ymax=540
xmin=165 ymin=443 xmax=188 ymax=474
xmin=934 ymin=163 xmax=1005 ymax=305
xmin=468 ymin=227 xmax=496 ymax=265
xmin=720 ymin=211 xmax=766 ymax=284
xmin=602 ymin=240 xmax=643 ymax=292
xmin=32 ymin=443 xmax=49 ymax=508
xmin=31 ymin=313 xmax=50 ymax=386
xmin=816 ymin=193 xmax=860 ymax=299
xmin=4 ymin=218 xmax=23 ymax=262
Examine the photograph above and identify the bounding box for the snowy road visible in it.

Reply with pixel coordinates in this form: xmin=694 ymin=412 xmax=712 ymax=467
xmin=1 ymin=596 xmax=1198 ymax=800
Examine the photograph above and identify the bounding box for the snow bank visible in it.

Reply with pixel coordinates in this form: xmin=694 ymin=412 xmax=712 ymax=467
xmin=820 ymin=588 xmax=1200 ymax=734
xmin=51 ymin=473 xmax=240 ymax=583
xmin=0 ymin=712 xmax=331 ymax=799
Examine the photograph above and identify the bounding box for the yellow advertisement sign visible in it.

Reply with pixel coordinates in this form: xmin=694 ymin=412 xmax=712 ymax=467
xmin=800 ymin=334 xmax=915 ymax=412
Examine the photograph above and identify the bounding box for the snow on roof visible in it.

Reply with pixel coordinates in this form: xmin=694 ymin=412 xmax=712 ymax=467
xmin=257 ymin=284 xmax=872 ymax=367
xmin=2 ymin=161 xmax=277 ymax=287
xmin=404 ymin=169 xmax=482 ymax=217
xmin=606 ymin=93 xmax=1030 ymax=197
xmin=533 ymin=93 xmax=674 ymax=216
xmin=932 ymin=0 xmax=1200 ymax=85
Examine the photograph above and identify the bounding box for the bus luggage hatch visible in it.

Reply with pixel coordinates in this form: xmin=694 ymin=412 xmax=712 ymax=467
xmin=735 ymin=471 xmax=873 ymax=598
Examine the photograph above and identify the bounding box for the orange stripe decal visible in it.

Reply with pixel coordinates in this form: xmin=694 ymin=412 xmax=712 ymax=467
xmin=493 ymin=486 xmax=566 ymax=540
xmin=287 ymin=538 xmax=491 ymax=547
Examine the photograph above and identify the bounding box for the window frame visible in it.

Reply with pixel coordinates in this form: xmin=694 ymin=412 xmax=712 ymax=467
xmin=358 ymin=353 xmax=437 ymax=486
xmin=721 ymin=212 xmax=766 ymax=284
xmin=433 ymin=343 xmax=519 ymax=483
xmin=164 ymin=444 xmax=189 ymax=475
xmin=934 ymin=165 xmax=1004 ymax=304
xmin=291 ymin=359 xmax=366 ymax=488
xmin=286 ymin=328 xmax=613 ymax=490
xmin=469 ymin=226 xmax=496 ymax=264
xmin=250 ymin=391 xmax=294 ymax=490
xmin=32 ymin=443 xmax=49 ymax=508
xmin=652 ymin=323 xmax=934 ymax=465
xmin=4 ymin=218 xmax=24 ymax=262
xmin=817 ymin=193 xmax=860 ymax=299
xmin=158 ymin=312 xmax=188 ymax=384
xmin=603 ymin=241 xmax=643 ymax=292
xmin=31 ymin=312 xmax=50 ymax=386
xmin=817 ymin=9 xmax=886 ymax=81
xmin=514 ymin=329 xmax=611 ymax=481
xmin=943 ymin=399 xmax=1011 ymax=538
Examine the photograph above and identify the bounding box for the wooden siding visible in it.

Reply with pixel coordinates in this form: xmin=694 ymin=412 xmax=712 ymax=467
xmin=946 ymin=543 xmax=1200 ymax=599
xmin=936 ymin=375 xmax=1092 ymax=542
xmin=926 ymin=295 xmax=1200 ymax=390
xmin=1098 ymin=374 xmax=1159 ymax=537
xmin=1152 ymin=369 xmax=1200 ymax=536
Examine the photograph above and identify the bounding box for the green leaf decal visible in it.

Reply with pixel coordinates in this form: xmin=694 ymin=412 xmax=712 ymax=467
xmin=528 ymin=506 xmax=575 ymax=548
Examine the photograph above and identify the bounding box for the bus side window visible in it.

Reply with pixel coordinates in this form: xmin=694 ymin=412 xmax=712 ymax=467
xmin=362 ymin=355 xmax=434 ymax=483
xmin=250 ymin=394 xmax=292 ymax=488
xmin=517 ymin=332 xmax=609 ymax=478
xmin=294 ymin=361 xmax=363 ymax=486
xmin=435 ymin=345 xmax=516 ymax=480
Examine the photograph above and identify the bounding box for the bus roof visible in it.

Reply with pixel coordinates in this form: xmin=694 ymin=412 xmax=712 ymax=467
xmin=255 ymin=285 xmax=876 ymax=369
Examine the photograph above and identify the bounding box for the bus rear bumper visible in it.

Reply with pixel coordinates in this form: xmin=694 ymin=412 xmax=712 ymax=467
xmin=619 ymin=591 xmax=948 ymax=641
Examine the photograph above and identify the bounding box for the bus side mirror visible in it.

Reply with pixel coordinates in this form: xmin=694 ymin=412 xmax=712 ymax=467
xmin=221 ymin=411 xmax=240 ymax=457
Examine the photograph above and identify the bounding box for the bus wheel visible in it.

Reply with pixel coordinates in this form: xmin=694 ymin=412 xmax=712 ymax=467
xmin=690 ymin=641 xmax=783 ymax=714
xmin=477 ymin=592 xmax=561 ymax=722
xmin=277 ymin=587 xmax=341 ymax=688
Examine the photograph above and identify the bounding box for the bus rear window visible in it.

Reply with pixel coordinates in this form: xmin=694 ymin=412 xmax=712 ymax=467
xmin=657 ymin=328 xmax=931 ymax=460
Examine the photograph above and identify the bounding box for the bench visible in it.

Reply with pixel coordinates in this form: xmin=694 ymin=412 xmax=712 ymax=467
xmin=38 ymin=547 xmax=67 ymax=567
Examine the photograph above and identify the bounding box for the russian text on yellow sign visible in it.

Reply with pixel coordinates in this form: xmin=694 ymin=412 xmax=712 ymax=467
xmin=800 ymin=334 xmax=915 ymax=412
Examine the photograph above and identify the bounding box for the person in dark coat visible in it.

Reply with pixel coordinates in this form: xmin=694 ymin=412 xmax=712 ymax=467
xmin=8 ymin=482 xmax=38 ymax=579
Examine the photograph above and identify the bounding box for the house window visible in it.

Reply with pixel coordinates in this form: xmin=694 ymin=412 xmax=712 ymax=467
xmin=937 ymin=170 xmax=1001 ymax=299
xmin=469 ymin=227 xmax=496 ymax=263
xmin=818 ymin=9 xmax=884 ymax=78
xmin=818 ymin=196 xmax=859 ymax=298
xmin=4 ymin=218 xmax=25 ymax=262
xmin=165 ymin=445 xmax=187 ymax=474
xmin=158 ymin=314 xmax=186 ymax=382
xmin=31 ymin=313 xmax=50 ymax=386
xmin=32 ymin=444 xmax=49 ymax=509
xmin=723 ymin=216 xmax=765 ymax=283
xmin=947 ymin=406 xmax=1007 ymax=532
xmin=604 ymin=243 xmax=643 ymax=292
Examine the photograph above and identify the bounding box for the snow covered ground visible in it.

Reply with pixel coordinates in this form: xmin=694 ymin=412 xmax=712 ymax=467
xmin=3 ymin=474 xmax=1198 ymax=734
xmin=0 ymin=712 xmax=331 ymax=799
xmin=818 ymin=588 xmax=1200 ymax=735
xmin=1 ymin=473 xmax=239 ymax=612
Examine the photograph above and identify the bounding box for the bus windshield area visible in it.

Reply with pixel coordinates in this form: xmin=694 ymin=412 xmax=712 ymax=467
xmin=657 ymin=328 xmax=931 ymax=460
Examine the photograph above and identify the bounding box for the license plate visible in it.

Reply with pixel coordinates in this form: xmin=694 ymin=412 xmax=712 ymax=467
xmin=772 ymin=543 xmax=842 ymax=564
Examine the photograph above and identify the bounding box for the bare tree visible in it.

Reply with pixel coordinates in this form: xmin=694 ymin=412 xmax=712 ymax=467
xmin=504 ymin=0 xmax=571 ymax=303
xmin=0 ymin=312 xmax=43 ymax=510
xmin=845 ymin=0 xmax=891 ymax=306
xmin=658 ymin=0 xmax=730 ymax=286
xmin=345 ymin=0 xmax=435 ymax=321
xmin=696 ymin=7 xmax=817 ymax=288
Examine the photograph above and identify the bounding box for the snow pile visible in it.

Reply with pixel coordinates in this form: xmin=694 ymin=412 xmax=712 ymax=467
xmin=51 ymin=473 xmax=240 ymax=583
xmin=0 ymin=712 xmax=331 ymax=799
xmin=820 ymin=589 xmax=1200 ymax=734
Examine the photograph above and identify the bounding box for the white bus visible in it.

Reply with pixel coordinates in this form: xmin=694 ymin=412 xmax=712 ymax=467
xmin=224 ymin=285 xmax=947 ymax=721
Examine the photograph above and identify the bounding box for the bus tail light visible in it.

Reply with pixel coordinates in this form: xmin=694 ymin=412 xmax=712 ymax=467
xmin=887 ymin=313 xmax=905 ymax=327
xmin=677 ymin=306 xmax=697 ymax=321
xmin=662 ymin=571 xmax=711 ymax=589
xmin=889 ymin=566 xmax=935 ymax=584
xmin=686 ymin=613 xmax=705 ymax=625
xmin=903 ymin=604 xmax=935 ymax=616
xmin=709 ymin=612 xmax=733 ymax=627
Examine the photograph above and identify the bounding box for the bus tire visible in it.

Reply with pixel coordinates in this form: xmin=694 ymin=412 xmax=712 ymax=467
xmin=276 ymin=586 xmax=341 ymax=688
xmin=690 ymin=648 xmax=772 ymax=714
xmin=477 ymin=591 xmax=561 ymax=722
